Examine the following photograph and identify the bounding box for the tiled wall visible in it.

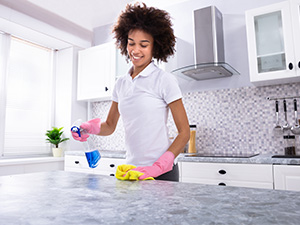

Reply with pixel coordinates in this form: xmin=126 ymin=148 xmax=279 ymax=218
xmin=92 ymin=82 xmax=300 ymax=155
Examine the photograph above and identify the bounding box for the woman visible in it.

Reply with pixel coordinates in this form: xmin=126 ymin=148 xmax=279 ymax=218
xmin=72 ymin=3 xmax=190 ymax=181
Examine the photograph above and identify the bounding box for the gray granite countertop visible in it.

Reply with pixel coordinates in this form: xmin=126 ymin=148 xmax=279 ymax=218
xmin=66 ymin=151 xmax=300 ymax=165
xmin=0 ymin=171 xmax=300 ymax=225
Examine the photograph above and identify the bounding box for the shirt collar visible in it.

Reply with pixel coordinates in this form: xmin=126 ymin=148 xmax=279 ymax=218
xmin=139 ymin=61 xmax=156 ymax=77
xmin=126 ymin=61 xmax=157 ymax=80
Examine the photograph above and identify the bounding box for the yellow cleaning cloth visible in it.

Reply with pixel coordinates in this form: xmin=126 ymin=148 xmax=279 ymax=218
xmin=115 ymin=164 xmax=154 ymax=181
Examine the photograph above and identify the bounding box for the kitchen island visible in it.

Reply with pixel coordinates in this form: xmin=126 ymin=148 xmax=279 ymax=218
xmin=0 ymin=171 xmax=300 ymax=224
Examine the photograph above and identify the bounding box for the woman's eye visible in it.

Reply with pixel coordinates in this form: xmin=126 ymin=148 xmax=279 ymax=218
xmin=128 ymin=43 xmax=135 ymax=46
xmin=141 ymin=45 xmax=148 ymax=48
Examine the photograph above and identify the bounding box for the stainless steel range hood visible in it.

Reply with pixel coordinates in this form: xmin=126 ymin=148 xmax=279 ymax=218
xmin=172 ymin=6 xmax=239 ymax=81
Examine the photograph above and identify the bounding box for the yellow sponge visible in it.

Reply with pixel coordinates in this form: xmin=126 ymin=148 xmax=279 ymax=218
xmin=115 ymin=164 xmax=154 ymax=181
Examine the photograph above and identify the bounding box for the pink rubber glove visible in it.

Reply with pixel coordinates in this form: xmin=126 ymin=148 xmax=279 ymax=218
xmin=71 ymin=118 xmax=101 ymax=142
xmin=131 ymin=151 xmax=175 ymax=180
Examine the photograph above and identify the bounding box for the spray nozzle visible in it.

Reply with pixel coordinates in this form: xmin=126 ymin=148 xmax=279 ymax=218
xmin=71 ymin=126 xmax=81 ymax=137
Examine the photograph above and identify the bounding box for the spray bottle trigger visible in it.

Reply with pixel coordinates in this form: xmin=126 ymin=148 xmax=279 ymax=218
xmin=71 ymin=126 xmax=81 ymax=137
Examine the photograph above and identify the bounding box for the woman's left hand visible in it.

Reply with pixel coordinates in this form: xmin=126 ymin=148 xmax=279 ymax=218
xmin=131 ymin=151 xmax=175 ymax=179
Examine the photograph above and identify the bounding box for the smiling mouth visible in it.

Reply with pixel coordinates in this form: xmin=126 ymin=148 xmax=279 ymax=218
xmin=131 ymin=54 xmax=142 ymax=60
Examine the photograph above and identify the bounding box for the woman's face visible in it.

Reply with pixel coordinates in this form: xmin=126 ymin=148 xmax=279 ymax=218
xmin=127 ymin=29 xmax=154 ymax=74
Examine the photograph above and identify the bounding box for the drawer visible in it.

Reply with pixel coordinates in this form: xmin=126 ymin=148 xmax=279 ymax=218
xmin=181 ymin=162 xmax=273 ymax=182
xmin=64 ymin=155 xmax=90 ymax=169
xmin=93 ymin=158 xmax=126 ymax=173
xmin=65 ymin=155 xmax=126 ymax=176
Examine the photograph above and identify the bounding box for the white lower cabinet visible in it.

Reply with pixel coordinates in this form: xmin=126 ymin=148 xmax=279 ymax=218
xmin=0 ymin=158 xmax=64 ymax=176
xmin=180 ymin=162 xmax=273 ymax=189
xmin=273 ymin=165 xmax=300 ymax=191
xmin=93 ymin=158 xmax=126 ymax=176
xmin=65 ymin=156 xmax=300 ymax=191
xmin=64 ymin=155 xmax=125 ymax=177
xmin=64 ymin=155 xmax=94 ymax=174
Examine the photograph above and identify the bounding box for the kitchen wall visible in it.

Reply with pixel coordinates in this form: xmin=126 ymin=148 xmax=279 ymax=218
xmin=91 ymin=0 xmax=300 ymax=155
xmin=91 ymin=83 xmax=300 ymax=155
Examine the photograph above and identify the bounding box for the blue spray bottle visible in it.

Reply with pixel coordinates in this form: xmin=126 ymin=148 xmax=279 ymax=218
xmin=71 ymin=120 xmax=101 ymax=168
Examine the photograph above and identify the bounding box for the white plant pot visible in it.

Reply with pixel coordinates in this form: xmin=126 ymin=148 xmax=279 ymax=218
xmin=52 ymin=147 xmax=63 ymax=157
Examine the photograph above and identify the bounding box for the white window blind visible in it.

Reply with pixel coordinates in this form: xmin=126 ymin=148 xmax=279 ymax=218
xmin=4 ymin=37 xmax=53 ymax=156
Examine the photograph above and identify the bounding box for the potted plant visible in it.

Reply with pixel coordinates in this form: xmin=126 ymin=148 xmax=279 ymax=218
xmin=45 ymin=127 xmax=69 ymax=157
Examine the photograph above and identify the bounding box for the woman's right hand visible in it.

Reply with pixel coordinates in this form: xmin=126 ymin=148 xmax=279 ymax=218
xmin=71 ymin=132 xmax=89 ymax=142
xmin=71 ymin=118 xmax=101 ymax=142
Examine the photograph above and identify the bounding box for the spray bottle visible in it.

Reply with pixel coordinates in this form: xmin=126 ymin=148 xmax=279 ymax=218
xmin=71 ymin=120 xmax=101 ymax=168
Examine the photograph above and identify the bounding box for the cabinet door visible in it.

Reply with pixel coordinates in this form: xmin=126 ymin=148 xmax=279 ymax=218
xmin=274 ymin=165 xmax=300 ymax=191
xmin=246 ymin=1 xmax=299 ymax=86
xmin=291 ymin=0 xmax=300 ymax=74
xmin=77 ymin=42 xmax=116 ymax=101
xmin=181 ymin=162 xmax=273 ymax=189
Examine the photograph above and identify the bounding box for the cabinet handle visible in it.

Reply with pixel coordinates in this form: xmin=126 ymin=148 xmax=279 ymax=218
xmin=105 ymin=87 xmax=109 ymax=92
xmin=298 ymin=61 xmax=300 ymax=68
xmin=288 ymin=63 xmax=293 ymax=70
xmin=218 ymin=169 xmax=226 ymax=175
xmin=110 ymin=174 xmax=115 ymax=176
xmin=110 ymin=164 xmax=115 ymax=168
xmin=74 ymin=161 xmax=79 ymax=164
xmin=218 ymin=182 xmax=226 ymax=186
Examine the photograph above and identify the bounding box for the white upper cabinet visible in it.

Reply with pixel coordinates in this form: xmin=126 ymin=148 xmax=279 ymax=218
xmin=291 ymin=0 xmax=300 ymax=66
xmin=246 ymin=0 xmax=300 ymax=86
xmin=77 ymin=42 xmax=130 ymax=101
xmin=77 ymin=42 xmax=116 ymax=101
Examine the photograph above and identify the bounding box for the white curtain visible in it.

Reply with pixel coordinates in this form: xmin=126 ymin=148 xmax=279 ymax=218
xmin=3 ymin=37 xmax=53 ymax=156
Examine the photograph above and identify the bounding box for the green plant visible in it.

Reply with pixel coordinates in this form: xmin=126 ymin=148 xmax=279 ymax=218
xmin=45 ymin=127 xmax=69 ymax=148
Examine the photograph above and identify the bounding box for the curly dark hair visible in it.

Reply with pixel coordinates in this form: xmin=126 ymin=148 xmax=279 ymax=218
xmin=112 ymin=2 xmax=176 ymax=63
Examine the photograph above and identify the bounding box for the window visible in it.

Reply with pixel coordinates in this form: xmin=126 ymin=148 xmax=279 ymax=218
xmin=0 ymin=35 xmax=54 ymax=157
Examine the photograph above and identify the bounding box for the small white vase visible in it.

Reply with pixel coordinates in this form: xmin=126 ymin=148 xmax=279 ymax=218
xmin=52 ymin=147 xmax=63 ymax=157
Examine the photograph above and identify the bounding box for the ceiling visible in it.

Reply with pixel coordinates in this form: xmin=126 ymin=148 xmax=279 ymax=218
xmin=0 ymin=0 xmax=189 ymax=48
xmin=26 ymin=0 xmax=133 ymax=31
xmin=24 ymin=0 xmax=189 ymax=31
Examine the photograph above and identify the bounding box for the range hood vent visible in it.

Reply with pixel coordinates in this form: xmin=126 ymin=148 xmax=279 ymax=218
xmin=172 ymin=6 xmax=239 ymax=81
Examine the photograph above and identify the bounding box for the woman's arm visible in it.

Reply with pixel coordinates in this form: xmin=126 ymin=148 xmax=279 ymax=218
xmin=131 ymin=98 xmax=190 ymax=180
xmin=167 ymin=98 xmax=190 ymax=157
xmin=99 ymin=101 xmax=120 ymax=136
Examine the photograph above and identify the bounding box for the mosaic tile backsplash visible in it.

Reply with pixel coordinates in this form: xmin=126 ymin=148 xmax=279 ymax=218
xmin=92 ymin=83 xmax=300 ymax=156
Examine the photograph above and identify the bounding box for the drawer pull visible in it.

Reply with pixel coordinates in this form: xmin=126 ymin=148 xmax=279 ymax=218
xmin=218 ymin=169 xmax=226 ymax=175
xmin=110 ymin=174 xmax=115 ymax=176
xmin=110 ymin=164 xmax=115 ymax=168
xmin=74 ymin=161 xmax=79 ymax=164
xmin=218 ymin=182 xmax=226 ymax=186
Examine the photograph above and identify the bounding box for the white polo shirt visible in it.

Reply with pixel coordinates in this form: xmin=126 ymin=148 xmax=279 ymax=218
xmin=112 ymin=61 xmax=182 ymax=167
